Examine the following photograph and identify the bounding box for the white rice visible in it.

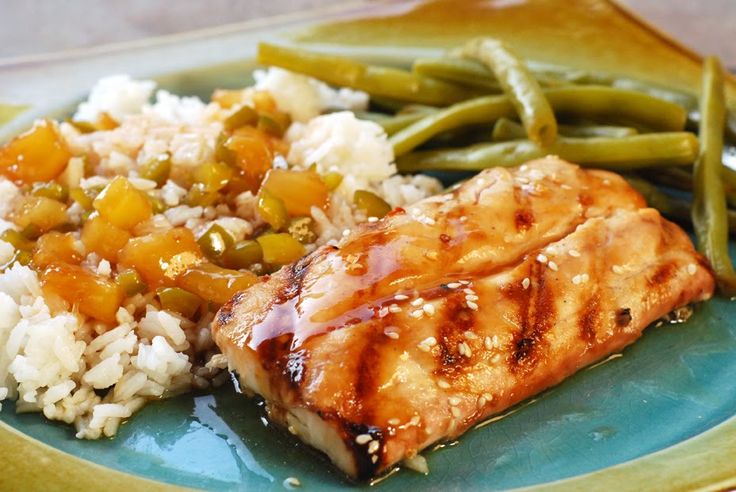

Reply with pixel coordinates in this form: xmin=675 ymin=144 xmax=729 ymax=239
xmin=0 ymin=69 xmax=443 ymax=438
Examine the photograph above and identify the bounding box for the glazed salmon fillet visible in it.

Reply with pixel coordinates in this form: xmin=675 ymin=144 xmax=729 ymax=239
xmin=212 ymin=157 xmax=714 ymax=479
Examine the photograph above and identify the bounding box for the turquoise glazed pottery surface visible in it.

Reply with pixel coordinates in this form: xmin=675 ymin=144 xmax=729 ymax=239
xmin=1 ymin=1 xmax=736 ymax=490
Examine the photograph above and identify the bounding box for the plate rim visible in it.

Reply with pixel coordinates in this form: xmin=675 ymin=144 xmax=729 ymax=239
xmin=0 ymin=1 xmax=735 ymax=490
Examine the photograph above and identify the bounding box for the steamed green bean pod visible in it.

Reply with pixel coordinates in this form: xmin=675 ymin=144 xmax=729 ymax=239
xmin=691 ymin=56 xmax=736 ymax=295
xmin=626 ymin=176 xmax=736 ymax=235
xmin=257 ymin=43 xmax=478 ymax=106
xmin=396 ymin=132 xmax=698 ymax=173
xmin=491 ymin=117 xmax=637 ymax=141
xmin=390 ymin=86 xmax=688 ymax=156
xmin=456 ymin=38 xmax=557 ymax=146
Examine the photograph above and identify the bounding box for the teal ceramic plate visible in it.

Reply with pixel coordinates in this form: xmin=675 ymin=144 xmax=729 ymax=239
xmin=1 ymin=1 xmax=735 ymax=490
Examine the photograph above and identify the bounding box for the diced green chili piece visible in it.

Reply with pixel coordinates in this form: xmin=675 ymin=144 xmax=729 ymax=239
xmin=397 ymin=133 xmax=699 ymax=173
xmin=0 ymin=229 xmax=34 ymax=251
xmin=69 ymin=187 xmax=97 ymax=210
xmin=257 ymin=43 xmax=479 ymax=106
xmin=455 ymin=38 xmax=558 ymax=146
xmin=222 ymin=240 xmax=263 ymax=269
xmin=322 ymin=172 xmax=343 ymax=191
xmin=197 ymin=223 xmax=234 ymax=260
xmin=186 ymin=184 xmax=220 ymax=207
xmin=257 ymin=112 xmax=291 ymax=137
xmin=224 ymin=104 xmax=258 ymax=131
xmin=691 ymin=56 xmax=736 ymax=295
xmin=256 ymin=232 xmax=305 ymax=266
xmin=354 ymin=190 xmax=392 ymax=218
xmin=139 ymin=153 xmax=171 ymax=187
xmin=31 ymin=182 xmax=69 ymax=202
xmin=156 ymin=287 xmax=202 ymax=318
xmin=257 ymin=189 xmax=288 ymax=231
xmin=115 ymin=269 xmax=147 ymax=297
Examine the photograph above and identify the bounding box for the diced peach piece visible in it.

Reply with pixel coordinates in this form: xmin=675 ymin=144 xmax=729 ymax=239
xmin=118 ymin=228 xmax=203 ymax=288
xmin=93 ymin=176 xmax=152 ymax=230
xmin=81 ymin=213 xmax=131 ymax=261
xmin=177 ymin=262 xmax=257 ymax=305
xmin=261 ymin=169 xmax=328 ymax=216
xmin=33 ymin=232 xmax=82 ymax=269
xmin=41 ymin=262 xmax=123 ymax=324
xmin=12 ymin=196 xmax=68 ymax=232
xmin=225 ymin=127 xmax=274 ymax=191
xmin=212 ymin=89 xmax=245 ymax=109
xmin=0 ymin=120 xmax=71 ymax=183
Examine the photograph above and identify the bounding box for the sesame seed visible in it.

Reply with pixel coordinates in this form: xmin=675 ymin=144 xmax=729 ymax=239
xmin=459 ymin=216 xmax=468 ymax=223
xmin=491 ymin=354 xmax=501 ymax=363
xmin=602 ymin=179 xmax=611 ymax=185
xmin=561 ymin=184 xmax=573 ymax=190
xmin=548 ymin=261 xmax=558 ymax=272
xmin=459 ymin=280 xmax=470 ymax=285
xmin=687 ymin=263 xmax=697 ymax=275
xmin=465 ymin=294 xmax=479 ymax=302
xmin=288 ymin=425 xmax=297 ymax=435
xmin=388 ymin=418 xmax=401 ymax=426
xmin=536 ymin=254 xmax=548 ymax=264
xmin=522 ymin=277 xmax=531 ymax=290
xmin=400 ymin=351 xmax=409 ymax=361
xmin=483 ymin=392 xmax=493 ymax=402
xmin=418 ymin=336 xmax=437 ymax=351
xmin=466 ymin=300 xmax=479 ymax=311
xmin=371 ymin=455 xmax=378 ymax=464
xmin=450 ymin=406 xmax=462 ymax=418
xmin=283 ymin=477 xmax=301 ymax=488
xmin=581 ymin=273 xmax=589 ymax=283
xmin=448 ymin=396 xmax=461 ymax=406
xmin=342 ymin=229 xmax=351 ymax=237
xmin=492 ymin=335 xmax=499 ymax=346
xmin=367 ymin=216 xmax=379 ymax=223
xmin=384 ymin=328 xmax=399 ymax=339
xmin=411 ymin=297 xmax=424 ymax=307
xmin=395 ymin=294 xmax=409 ymax=301
xmin=464 ymin=331 xmax=478 ymax=340
xmin=568 ymin=249 xmax=581 ymax=258
xmin=367 ymin=440 xmax=380 ymax=454
xmin=426 ymin=251 xmax=439 ymax=260
xmin=423 ymin=304 xmax=436 ymax=316
xmin=572 ymin=275 xmax=582 ymax=285
xmin=612 ymin=265 xmax=625 ymax=274
xmin=458 ymin=342 xmax=472 ymax=358
xmin=410 ymin=309 xmax=424 ymax=319
xmin=478 ymin=396 xmax=487 ymax=407
xmin=484 ymin=336 xmax=493 ymax=350
xmin=437 ymin=379 xmax=451 ymax=389
xmin=446 ymin=282 xmax=461 ymax=289
xmin=410 ymin=416 xmax=421 ymax=426
xmin=463 ymin=288 xmax=474 ymax=295
xmin=388 ymin=304 xmax=402 ymax=313
xmin=572 ymin=273 xmax=590 ymax=285
xmin=378 ymin=307 xmax=389 ymax=318
xmin=355 ymin=434 xmax=372 ymax=445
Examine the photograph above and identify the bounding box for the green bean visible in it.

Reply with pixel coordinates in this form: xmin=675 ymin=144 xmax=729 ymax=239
xmin=396 ymin=132 xmax=698 ymax=173
xmin=412 ymin=58 xmax=501 ymax=92
xmin=456 ymin=38 xmax=557 ymax=146
xmin=639 ymin=167 xmax=693 ymax=191
xmin=257 ymin=43 xmax=478 ymax=106
xmin=626 ymin=176 xmax=736 ymax=234
xmin=492 ymin=117 xmax=637 ymax=142
xmin=691 ymin=56 xmax=736 ymax=295
xmin=378 ymin=112 xmax=428 ymax=135
xmin=390 ymin=86 xmax=688 ymax=156
xmin=611 ymin=79 xmax=697 ymax=110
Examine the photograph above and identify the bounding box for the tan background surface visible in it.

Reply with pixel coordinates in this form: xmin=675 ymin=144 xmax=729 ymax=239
xmin=0 ymin=1 xmax=735 ymax=65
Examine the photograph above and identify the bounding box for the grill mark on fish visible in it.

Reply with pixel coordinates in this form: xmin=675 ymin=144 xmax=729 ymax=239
xmin=341 ymin=421 xmax=384 ymax=481
xmin=650 ymin=261 xmax=677 ymax=286
xmin=509 ymin=259 xmax=556 ymax=371
xmin=353 ymin=323 xmax=391 ymax=423
xmin=579 ymin=293 xmax=600 ymax=343
xmin=436 ymin=294 xmax=476 ymax=374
